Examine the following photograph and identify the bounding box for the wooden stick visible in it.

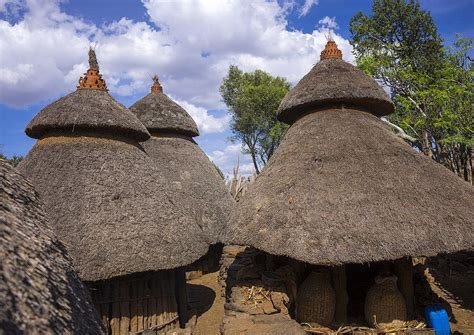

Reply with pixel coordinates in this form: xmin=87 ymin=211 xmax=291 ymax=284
xmin=119 ymin=281 xmax=130 ymax=335
xmin=111 ymin=281 xmax=120 ymax=335
xmin=103 ymin=283 xmax=112 ymax=333
xmin=332 ymin=265 xmax=348 ymax=324
xmin=395 ymin=257 xmax=414 ymax=318
xmin=176 ymin=268 xmax=188 ymax=328
xmin=150 ymin=273 xmax=157 ymax=328
xmin=130 ymin=282 xmax=138 ymax=333
xmin=137 ymin=277 xmax=144 ymax=332
xmin=169 ymin=270 xmax=179 ymax=329
xmin=143 ymin=275 xmax=151 ymax=330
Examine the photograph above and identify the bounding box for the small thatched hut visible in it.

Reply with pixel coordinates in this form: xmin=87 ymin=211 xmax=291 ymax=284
xmin=129 ymin=76 xmax=233 ymax=246
xmin=1 ymin=158 xmax=103 ymax=334
xmin=18 ymin=49 xmax=210 ymax=334
xmin=225 ymin=41 xmax=474 ymax=327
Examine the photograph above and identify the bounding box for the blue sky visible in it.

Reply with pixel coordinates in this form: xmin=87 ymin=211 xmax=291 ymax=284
xmin=1 ymin=0 xmax=473 ymax=176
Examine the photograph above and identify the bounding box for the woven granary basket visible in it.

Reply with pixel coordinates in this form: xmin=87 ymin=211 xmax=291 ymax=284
xmin=365 ymin=275 xmax=407 ymax=328
xmin=297 ymin=271 xmax=336 ymax=326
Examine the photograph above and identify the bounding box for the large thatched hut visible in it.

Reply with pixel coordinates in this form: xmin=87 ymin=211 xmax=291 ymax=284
xmin=225 ymin=41 xmax=474 ymax=328
xmin=129 ymin=76 xmax=233 ymax=246
xmin=1 ymin=158 xmax=103 ymax=334
xmin=18 ymin=49 xmax=210 ymax=334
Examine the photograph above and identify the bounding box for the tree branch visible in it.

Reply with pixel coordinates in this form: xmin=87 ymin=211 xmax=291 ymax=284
xmin=381 ymin=117 xmax=418 ymax=143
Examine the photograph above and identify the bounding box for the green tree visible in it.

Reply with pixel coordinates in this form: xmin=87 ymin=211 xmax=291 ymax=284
xmin=220 ymin=65 xmax=290 ymax=174
xmin=0 ymin=152 xmax=23 ymax=167
xmin=350 ymin=0 xmax=473 ymax=183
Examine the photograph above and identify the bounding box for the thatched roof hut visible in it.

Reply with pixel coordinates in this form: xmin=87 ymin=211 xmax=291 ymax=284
xmin=129 ymin=76 xmax=233 ymax=244
xmin=0 ymin=158 xmax=103 ymax=334
xmin=18 ymin=50 xmax=210 ymax=333
xmin=225 ymin=41 xmax=474 ymax=266
xmin=18 ymin=50 xmax=209 ymax=281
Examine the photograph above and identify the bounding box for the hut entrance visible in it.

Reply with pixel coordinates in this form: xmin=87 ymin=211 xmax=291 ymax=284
xmin=346 ymin=262 xmax=385 ymax=322
xmin=88 ymin=270 xmax=184 ymax=335
xmin=220 ymin=248 xmax=439 ymax=334
xmin=340 ymin=258 xmax=430 ymax=331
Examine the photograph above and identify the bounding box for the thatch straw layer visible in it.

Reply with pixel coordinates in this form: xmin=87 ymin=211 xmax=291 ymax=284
xmin=225 ymin=109 xmax=474 ymax=265
xmin=17 ymin=135 xmax=210 ymax=282
xmin=277 ymin=59 xmax=394 ymax=124
xmin=0 ymin=159 xmax=103 ymax=334
xmin=129 ymin=92 xmax=199 ymax=137
xmin=142 ymin=135 xmax=233 ymax=244
xmin=26 ymin=90 xmax=150 ymax=141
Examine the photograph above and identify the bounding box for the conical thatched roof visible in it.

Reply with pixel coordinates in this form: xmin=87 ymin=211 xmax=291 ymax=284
xmin=26 ymin=90 xmax=150 ymax=142
xmin=129 ymin=79 xmax=234 ymax=244
xmin=277 ymin=41 xmax=394 ymax=124
xmin=18 ymin=50 xmax=210 ymax=282
xmin=0 ymin=158 xmax=104 ymax=334
xmin=225 ymin=41 xmax=474 ymax=265
xmin=129 ymin=75 xmax=199 ymax=137
xmin=27 ymin=49 xmax=149 ymax=142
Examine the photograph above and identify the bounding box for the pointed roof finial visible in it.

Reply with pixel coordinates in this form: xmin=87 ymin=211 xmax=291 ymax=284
xmin=151 ymin=74 xmax=163 ymax=93
xmin=77 ymin=47 xmax=108 ymax=91
xmin=326 ymin=30 xmax=334 ymax=42
xmin=320 ymin=38 xmax=342 ymax=61
xmin=88 ymin=47 xmax=99 ymax=71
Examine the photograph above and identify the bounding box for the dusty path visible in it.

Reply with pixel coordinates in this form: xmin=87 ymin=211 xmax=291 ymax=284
xmin=187 ymin=271 xmax=224 ymax=335
xmin=425 ymin=255 xmax=474 ymax=334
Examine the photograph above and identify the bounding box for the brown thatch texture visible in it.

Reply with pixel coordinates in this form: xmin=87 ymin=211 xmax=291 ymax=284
xmin=0 ymin=158 xmax=104 ymax=334
xmin=129 ymin=92 xmax=199 ymax=137
xmin=17 ymin=135 xmax=210 ymax=282
xmin=277 ymin=59 xmax=394 ymax=124
xmin=26 ymin=90 xmax=150 ymax=141
xmin=142 ymin=135 xmax=234 ymax=244
xmin=225 ymin=109 xmax=474 ymax=265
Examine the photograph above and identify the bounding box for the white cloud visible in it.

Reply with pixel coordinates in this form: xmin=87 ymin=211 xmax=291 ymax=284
xmin=0 ymin=0 xmax=24 ymax=15
xmin=0 ymin=63 xmax=33 ymax=84
xmin=208 ymin=143 xmax=255 ymax=177
xmin=318 ymin=16 xmax=339 ymax=30
xmin=299 ymin=0 xmax=318 ymax=17
xmin=209 ymin=144 xmax=241 ymax=164
xmin=0 ymin=0 xmax=354 ymax=171
xmin=1 ymin=0 xmax=357 ymax=180
xmin=0 ymin=0 xmax=96 ymax=106
xmin=173 ymin=98 xmax=230 ymax=134
xmin=142 ymin=0 xmax=352 ymax=106
xmin=0 ymin=0 xmax=352 ymax=108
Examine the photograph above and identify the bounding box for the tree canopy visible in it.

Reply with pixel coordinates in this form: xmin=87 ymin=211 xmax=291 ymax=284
xmin=0 ymin=152 xmax=23 ymax=167
xmin=350 ymin=0 xmax=473 ymax=183
xmin=220 ymin=65 xmax=290 ymax=174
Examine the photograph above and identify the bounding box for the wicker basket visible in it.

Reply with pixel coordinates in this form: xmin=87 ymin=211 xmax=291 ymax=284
xmin=365 ymin=275 xmax=407 ymax=328
xmin=297 ymin=271 xmax=336 ymax=326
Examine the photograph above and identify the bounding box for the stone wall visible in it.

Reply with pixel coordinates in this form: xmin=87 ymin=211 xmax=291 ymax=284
xmin=218 ymin=245 xmax=305 ymax=335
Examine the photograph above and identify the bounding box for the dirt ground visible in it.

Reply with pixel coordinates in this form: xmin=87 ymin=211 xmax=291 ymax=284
xmin=425 ymin=253 xmax=474 ymax=334
xmin=187 ymin=271 xmax=224 ymax=335
xmin=184 ymin=253 xmax=474 ymax=335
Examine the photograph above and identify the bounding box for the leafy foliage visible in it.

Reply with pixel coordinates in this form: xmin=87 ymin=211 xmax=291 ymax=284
xmin=0 ymin=152 xmax=23 ymax=167
xmin=350 ymin=0 xmax=473 ymax=183
xmin=220 ymin=65 xmax=290 ymax=173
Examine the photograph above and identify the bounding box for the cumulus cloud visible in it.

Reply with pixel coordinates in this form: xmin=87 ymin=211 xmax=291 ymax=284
xmin=0 ymin=0 xmax=352 ymax=171
xmin=0 ymin=0 xmax=352 ymax=109
xmin=318 ymin=16 xmax=339 ymax=30
xmin=0 ymin=0 xmax=95 ymax=106
xmin=173 ymin=99 xmax=230 ymax=134
xmin=142 ymin=0 xmax=352 ymax=106
xmin=208 ymin=143 xmax=255 ymax=177
xmin=0 ymin=0 xmax=24 ymax=16
xmin=299 ymin=0 xmax=318 ymax=17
